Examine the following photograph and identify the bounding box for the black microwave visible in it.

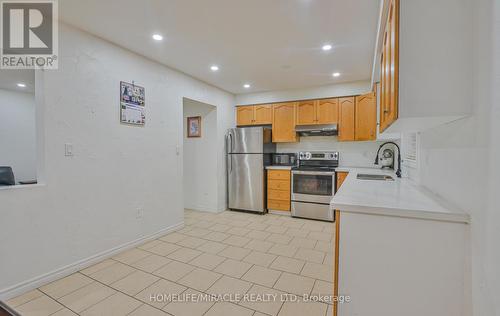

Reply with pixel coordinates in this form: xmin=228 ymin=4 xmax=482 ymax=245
xmin=272 ymin=153 xmax=297 ymax=166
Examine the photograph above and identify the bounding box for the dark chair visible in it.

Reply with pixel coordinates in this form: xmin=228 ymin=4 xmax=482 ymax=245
xmin=0 ymin=167 xmax=15 ymax=186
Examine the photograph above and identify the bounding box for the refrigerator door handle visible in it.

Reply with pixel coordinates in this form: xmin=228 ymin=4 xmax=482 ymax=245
xmin=229 ymin=132 xmax=234 ymax=153
xmin=226 ymin=134 xmax=232 ymax=173
xmin=226 ymin=131 xmax=233 ymax=154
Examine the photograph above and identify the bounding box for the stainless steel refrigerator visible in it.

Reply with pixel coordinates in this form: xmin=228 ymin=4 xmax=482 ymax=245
xmin=227 ymin=127 xmax=276 ymax=213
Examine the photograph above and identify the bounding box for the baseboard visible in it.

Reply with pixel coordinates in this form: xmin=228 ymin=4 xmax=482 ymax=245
xmin=184 ymin=205 xmax=221 ymax=213
xmin=0 ymin=222 xmax=184 ymax=301
xmin=269 ymin=209 xmax=292 ymax=216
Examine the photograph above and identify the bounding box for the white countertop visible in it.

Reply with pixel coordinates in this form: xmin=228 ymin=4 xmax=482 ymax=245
xmin=266 ymin=165 xmax=293 ymax=170
xmin=331 ymin=167 xmax=470 ymax=224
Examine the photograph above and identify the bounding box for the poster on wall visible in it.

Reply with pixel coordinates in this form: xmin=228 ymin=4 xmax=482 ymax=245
xmin=120 ymin=81 xmax=145 ymax=125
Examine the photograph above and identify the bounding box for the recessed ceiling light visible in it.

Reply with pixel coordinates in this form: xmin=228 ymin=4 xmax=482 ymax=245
xmin=243 ymin=84 xmax=251 ymax=89
xmin=322 ymin=44 xmax=332 ymax=51
xmin=332 ymin=72 xmax=341 ymax=77
xmin=210 ymin=65 xmax=219 ymax=71
xmin=17 ymin=83 xmax=26 ymax=88
xmin=152 ymin=34 xmax=163 ymax=41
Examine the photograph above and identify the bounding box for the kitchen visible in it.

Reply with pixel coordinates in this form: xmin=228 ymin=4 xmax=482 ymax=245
xmin=227 ymin=94 xmax=469 ymax=316
xmin=0 ymin=0 xmax=496 ymax=316
xmin=225 ymin=0 xmax=473 ymax=314
xmin=227 ymin=91 xmax=393 ymax=222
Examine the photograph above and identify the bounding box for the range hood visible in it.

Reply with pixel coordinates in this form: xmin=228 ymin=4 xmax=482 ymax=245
xmin=295 ymin=124 xmax=338 ymax=136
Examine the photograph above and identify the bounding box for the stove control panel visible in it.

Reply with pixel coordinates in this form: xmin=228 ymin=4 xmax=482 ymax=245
xmin=299 ymin=151 xmax=339 ymax=161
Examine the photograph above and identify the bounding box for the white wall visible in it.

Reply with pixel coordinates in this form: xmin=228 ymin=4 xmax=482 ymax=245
xmin=277 ymin=137 xmax=387 ymax=168
xmin=235 ymin=80 xmax=371 ymax=105
xmin=0 ymin=24 xmax=235 ymax=297
xmin=183 ymin=99 xmax=219 ymax=212
xmin=0 ymin=89 xmax=36 ymax=182
xmin=410 ymin=0 xmax=499 ymax=314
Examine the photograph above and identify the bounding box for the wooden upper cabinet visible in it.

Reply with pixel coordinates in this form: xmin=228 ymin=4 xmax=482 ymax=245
xmin=379 ymin=0 xmax=399 ymax=133
xmin=338 ymin=97 xmax=355 ymax=142
xmin=355 ymin=92 xmax=377 ymax=141
xmin=236 ymin=104 xmax=272 ymax=126
xmin=272 ymin=102 xmax=298 ymax=143
xmin=236 ymin=106 xmax=255 ymax=126
xmin=254 ymin=104 xmax=273 ymax=125
xmin=317 ymin=98 xmax=339 ymax=124
xmin=238 ymin=94 xmax=375 ymax=143
xmin=388 ymin=0 xmax=399 ymax=126
xmin=296 ymin=100 xmax=317 ymax=125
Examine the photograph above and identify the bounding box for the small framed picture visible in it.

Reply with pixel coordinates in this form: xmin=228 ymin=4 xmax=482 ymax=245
xmin=187 ymin=116 xmax=202 ymax=138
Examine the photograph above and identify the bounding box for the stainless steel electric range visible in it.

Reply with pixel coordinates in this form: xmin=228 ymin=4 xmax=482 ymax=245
xmin=291 ymin=151 xmax=339 ymax=222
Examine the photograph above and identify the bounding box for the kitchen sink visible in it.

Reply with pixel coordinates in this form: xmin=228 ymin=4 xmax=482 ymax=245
xmin=357 ymin=174 xmax=394 ymax=181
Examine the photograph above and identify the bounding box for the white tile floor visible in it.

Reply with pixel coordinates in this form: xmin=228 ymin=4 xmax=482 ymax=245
xmin=6 ymin=209 xmax=335 ymax=316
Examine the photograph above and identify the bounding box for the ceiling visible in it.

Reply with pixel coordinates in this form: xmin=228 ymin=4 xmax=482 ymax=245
xmin=59 ymin=0 xmax=380 ymax=94
xmin=0 ymin=70 xmax=35 ymax=93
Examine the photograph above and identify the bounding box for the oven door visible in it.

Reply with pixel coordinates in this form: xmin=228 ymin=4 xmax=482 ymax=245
xmin=291 ymin=170 xmax=335 ymax=204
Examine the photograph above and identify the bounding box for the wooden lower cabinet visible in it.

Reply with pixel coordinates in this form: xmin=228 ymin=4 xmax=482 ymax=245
xmin=267 ymin=199 xmax=290 ymax=211
xmin=267 ymin=169 xmax=291 ymax=211
xmin=336 ymin=172 xmax=349 ymax=191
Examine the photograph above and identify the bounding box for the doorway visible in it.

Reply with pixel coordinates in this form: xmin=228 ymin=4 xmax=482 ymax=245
xmin=182 ymin=98 xmax=218 ymax=212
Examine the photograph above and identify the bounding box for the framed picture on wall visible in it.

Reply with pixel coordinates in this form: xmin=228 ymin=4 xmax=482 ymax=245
xmin=187 ymin=116 xmax=202 ymax=138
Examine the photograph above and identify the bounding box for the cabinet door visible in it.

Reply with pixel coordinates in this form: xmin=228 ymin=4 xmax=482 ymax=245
xmin=272 ymin=102 xmax=298 ymax=143
xmin=355 ymin=92 xmax=377 ymax=141
xmin=254 ymin=104 xmax=273 ymax=125
xmin=236 ymin=106 xmax=255 ymax=126
xmin=380 ymin=29 xmax=391 ymax=132
xmin=388 ymin=0 xmax=399 ymax=127
xmin=379 ymin=37 xmax=387 ymax=131
xmin=296 ymin=100 xmax=317 ymax=125
xmin=338 ymin=97 xmax=355 ymax=141
xmin=336 ymin=172 xmax=349 ymax=191
xmin=317 ymin=98 xmax=339 ymax=124
xmin=379 ymin=0 xmax=399 ymax=132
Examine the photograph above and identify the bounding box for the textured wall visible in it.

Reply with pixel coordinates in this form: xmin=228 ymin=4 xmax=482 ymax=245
xmin=0 ymin=24 xmax=235 ymax=296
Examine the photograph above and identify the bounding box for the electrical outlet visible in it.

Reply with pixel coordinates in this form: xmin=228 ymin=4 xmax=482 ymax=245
xmin=136 ymin=208 xmax=144 ymax=219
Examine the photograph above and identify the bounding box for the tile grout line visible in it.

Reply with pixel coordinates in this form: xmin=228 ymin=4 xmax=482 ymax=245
xmin=4 ymin=290 xmax=45 ymax=311
xmin=78 ymin=273 xmax=168 ymax=315
xmin=38 ymin=281 xmax=113 ymax=316
xmin=37 ymin=291 xmax=75 ymax=316
xmin=12 ymin=211 xmax=333 ymax=316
